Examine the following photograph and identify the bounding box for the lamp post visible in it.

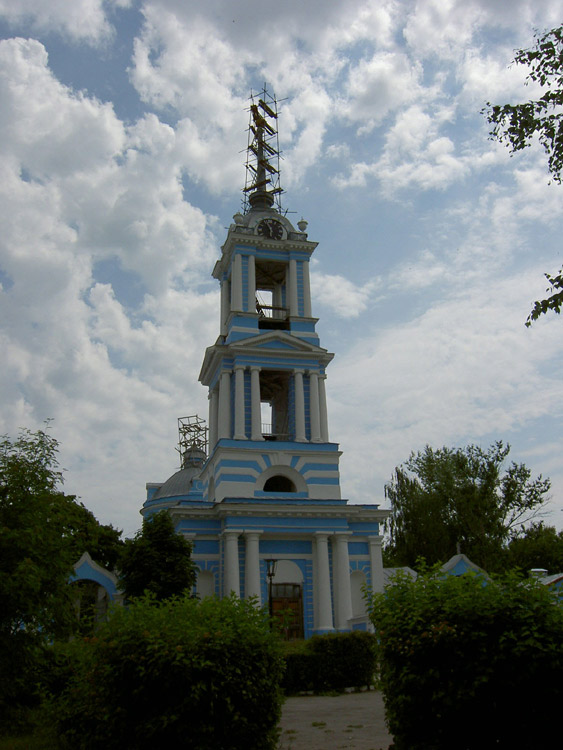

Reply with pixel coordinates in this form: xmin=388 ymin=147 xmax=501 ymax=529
xmin=265 ymin=558 xmax=278 ymax=627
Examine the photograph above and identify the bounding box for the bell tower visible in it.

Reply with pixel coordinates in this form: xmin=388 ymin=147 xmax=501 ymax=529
xmin=143 ymin=88 xmax=387 ymax=638
xmin=199 ymin=89 xmax=339 ymax=503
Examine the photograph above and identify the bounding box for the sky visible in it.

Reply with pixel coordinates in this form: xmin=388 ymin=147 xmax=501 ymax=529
xmin=1 ymin=0 xmax=563 ymax=539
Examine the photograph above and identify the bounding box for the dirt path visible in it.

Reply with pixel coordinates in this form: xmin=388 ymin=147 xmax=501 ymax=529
xmin=278 ymin=690 xmax=393 ymax=750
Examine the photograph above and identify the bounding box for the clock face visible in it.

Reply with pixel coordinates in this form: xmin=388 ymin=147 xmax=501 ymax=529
xmin=256 ymin=218 xmax=283 ymax=240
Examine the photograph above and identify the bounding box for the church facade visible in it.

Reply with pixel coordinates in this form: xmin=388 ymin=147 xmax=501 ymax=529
xmin=142 ymin=91 xmax=388 ymax=638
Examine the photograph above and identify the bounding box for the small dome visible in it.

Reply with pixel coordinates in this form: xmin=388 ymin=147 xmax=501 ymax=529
xmin=152 ymin=465 xmax=201 ymax=500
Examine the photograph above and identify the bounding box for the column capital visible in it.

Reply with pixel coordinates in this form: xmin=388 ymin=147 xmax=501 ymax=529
xmin=244 ymin=530 xmax=263 ymax=539
xmin=368 ymin=535 xmax=384 ymax=545
xmin=222 ymin=529 xmax=243 ymax=538
xmin=332 ymin=531 xmax=352 ymax=541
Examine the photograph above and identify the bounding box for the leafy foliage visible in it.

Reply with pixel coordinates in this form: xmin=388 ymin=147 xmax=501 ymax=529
xmin=483 ymin=26 xmax=563 ymax=325
xmin=370 ymin=569 xmax=563 ymax=750
xmin=51 ymin=594 xmax=284 ymax=750
xmin=485 ymin=26 xmax=563 ymax=182
xmin=505 ymin=521 xmax=563 ymax=575
xmin=0 ymin=426 xmax=122 ymax=732
xmin=281 ymin=631 xmax=377 ymax=694
xmin=119 ymin=510 xmax=197 ymax=601
xmin=525 ymin=267 xmax=563 ymax=326
xmin=384 ymin=442 xmax=550 ymax=571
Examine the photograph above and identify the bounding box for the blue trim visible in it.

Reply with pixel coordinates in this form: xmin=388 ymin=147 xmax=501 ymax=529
xmin=254 ymin=491 xmax=308 ymax=498
xmin=192 ymin=540 xmax=220 ymax=554
xmin=349 ymin=542 xmax=369 ymax=555
xmin=260 ymin=539 xmax=312 ymax=554
xmin=216 ymin=459 xmax=263 ymax=473
xmin=216 ymin=473 xmax=256 ymax=484
xmin=70 ymin=561 xmax=119 ymax=600
xmin=220 ymin=497 xmax=348 ymax=506
xmin=290 ymin=320 xmax=317 ymax=332
xmin=301 ymin=463 xmax=339 ymax=473
xmin=216 ymin=439 xmax=340 ymax=451
xmin=306 ymin=477 xmax=340 ymax=485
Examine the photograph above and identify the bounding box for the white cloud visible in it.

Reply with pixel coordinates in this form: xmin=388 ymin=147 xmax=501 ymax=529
xmin=0 ymin=35 xmax=218 ymax=530
xmin=340 ymin=51 xmax=426 ymax=132
xmin=0 ymin=0 xmax=129 ymax=44
xmin=311 ymin=271 xmax=378 ymax=318
xmin=330 ymin=266 xmax=563 ymax=507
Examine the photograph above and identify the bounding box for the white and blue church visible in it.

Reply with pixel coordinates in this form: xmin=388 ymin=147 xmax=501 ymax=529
xmin=141 ymin=91 xmax=388 ymax=638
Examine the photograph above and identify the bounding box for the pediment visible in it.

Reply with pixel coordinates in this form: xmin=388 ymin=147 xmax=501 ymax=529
xmin=199 ymin=331 xmax=334 ymax=384
xmin=231 ymin=331 xmax=326 ymax=355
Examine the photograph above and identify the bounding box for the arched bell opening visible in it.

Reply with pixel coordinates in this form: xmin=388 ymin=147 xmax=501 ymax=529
xmin=263 ymin=475 xmax=296 ymax=492
xmin=256 ymin=465 xmax=308 ymax=495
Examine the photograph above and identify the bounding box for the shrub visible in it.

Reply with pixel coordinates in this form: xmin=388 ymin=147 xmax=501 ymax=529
xmin=370 ymin=569 xmax=563 ymax=750
xmin=51 ymin=594 xmax=284 ymax=750
xmin=281 ymin=631 xmax=377 ymax=694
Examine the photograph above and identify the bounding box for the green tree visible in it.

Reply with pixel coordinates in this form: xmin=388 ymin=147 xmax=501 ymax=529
xmin=65 ymin=502 xmax=123 ymax=571
xmin=119 ymin=511 xmax=197 ymax=601
xmin=384 ymin=442 xmax=550 ymax=571
xmin=505 ymin=521 xmax=563 ymax=575
xmin=483 ymin=26 xmax=563 ymax=325
xmin=0 ymin=426 xmax=123 ymax=730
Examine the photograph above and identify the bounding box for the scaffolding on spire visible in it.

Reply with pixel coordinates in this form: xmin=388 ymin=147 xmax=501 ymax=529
xmin=176 ymin=415 xmax=208 ymax=468
xmin=243 ymin=86 xmax=284 ymax=213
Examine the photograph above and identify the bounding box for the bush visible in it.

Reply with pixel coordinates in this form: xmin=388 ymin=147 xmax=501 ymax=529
xmin=370 ymin=569 xmax=563 ymax=750
xmin=50 ymin=594 xmax=284 ymax=750
xmin=282 ymin=631 xmax=377 ymax=694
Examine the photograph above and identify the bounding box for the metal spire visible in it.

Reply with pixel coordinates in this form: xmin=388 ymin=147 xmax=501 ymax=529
xmin=243 ymin=86 xmax=283 ymax=213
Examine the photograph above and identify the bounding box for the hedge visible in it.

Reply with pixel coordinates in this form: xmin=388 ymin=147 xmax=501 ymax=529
xmin=49 ymin=594 xmax=284 ymax=750
xmin=369 ymin=569 xmax=563 ymax=750
xmin=282 ymin=631 xmax=377 ymax=694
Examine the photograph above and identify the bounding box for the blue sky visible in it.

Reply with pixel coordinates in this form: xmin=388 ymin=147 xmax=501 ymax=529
xmin=1 ymin=0 xmax=563 ymax=538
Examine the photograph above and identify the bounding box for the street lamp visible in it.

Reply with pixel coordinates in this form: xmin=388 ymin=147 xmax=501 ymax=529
xmin=265 ymin=558 xmax=278 ymax=626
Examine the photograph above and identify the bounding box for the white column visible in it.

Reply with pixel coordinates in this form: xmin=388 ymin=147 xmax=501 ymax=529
xmin=223 ymin=530 xmax=241 ymax=596
xmin=369 ymin=536 xmax=385 ymax=593
xmin=231 ymin=253 xmax=243 ymax=312
xmin=218 ymin=370 xmax=231 ymax=440
xmin=314 ymin=533 xmax=334 ymax=632
xmin=309 ymin=371 xmax=321 ymax=443
xmin=244 ymin=532 xmax=261 ymax=603
xmin=319 ymin=375 xmax=329 ymax=442
xmin=220 ymin=279 xmax=229 ymax=337
xmin=302 ymin=261 xmax=312 ymax=317
xmin=333 ymin=534 xmax=353 ymax=630
xmin=294 ymin=370 xmax=306 ymax=442
xmin=288 ymin=258 xmax=298 ymax=317
xmin=272 ymin=284 xmax=285 ymax=319
xmin=273 ymin=284 xmax=282 ymax=319
xmin=233 ymin=365 xmax=247 ymax=440
xmin=208 ymin=387 xmax=218 ymax=450
xmin=247 ymin=254 xmax=256 ymax=312
xmin=250 ymin=367 xmax=263 ymax=441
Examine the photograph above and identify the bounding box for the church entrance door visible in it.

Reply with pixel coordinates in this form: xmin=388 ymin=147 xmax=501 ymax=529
xmin=271 ymin=583 xmax=304 ymax=639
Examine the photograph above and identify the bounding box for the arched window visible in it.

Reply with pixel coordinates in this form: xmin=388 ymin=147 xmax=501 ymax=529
xmin=263 ymin=475 xmax=296 ymax=492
